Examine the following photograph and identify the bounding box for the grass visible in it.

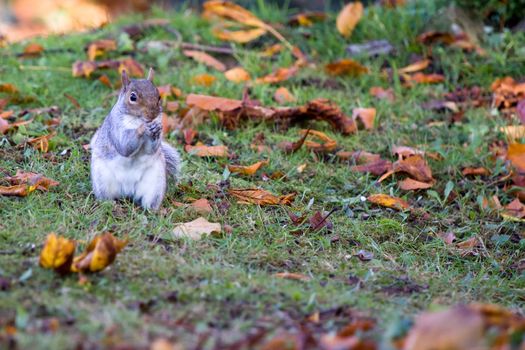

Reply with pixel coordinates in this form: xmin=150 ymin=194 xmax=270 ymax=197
xmin=1 ymin=1 xmax=524 ymax=349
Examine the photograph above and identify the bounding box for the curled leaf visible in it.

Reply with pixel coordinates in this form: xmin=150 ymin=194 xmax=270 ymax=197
xmin=352 ymin=107 xmax=376 ymax=129
xmin=368 ymin=193 xmax=410 ymax=211
xmin=228 ymin=160 xmax=268 ymax=176
xmin=228 ymin=188 xmax=295 ymax=205
xmin=336 ymin=2 xmax=364 ymax=38
xmin=72 ymin=233 xmax=128 ymax=273
xmin=39 ymin=233 xmax=76 ymax=274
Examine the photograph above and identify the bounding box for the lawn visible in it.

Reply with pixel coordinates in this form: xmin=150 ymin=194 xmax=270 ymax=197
xmin=0 ymin=1 xmax=524 ymax=349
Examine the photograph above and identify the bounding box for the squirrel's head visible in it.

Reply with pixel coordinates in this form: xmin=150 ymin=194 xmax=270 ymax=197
xmin=119 ymin=68 xmax=161 ymax=121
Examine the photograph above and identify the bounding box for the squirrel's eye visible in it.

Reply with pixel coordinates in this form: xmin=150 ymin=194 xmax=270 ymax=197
xmin=129 ymin=92 xmax=138 ymax=103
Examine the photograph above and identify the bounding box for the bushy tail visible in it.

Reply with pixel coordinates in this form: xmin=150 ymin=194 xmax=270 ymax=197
xmin=161 ymin=141 xmax=182 ymax=181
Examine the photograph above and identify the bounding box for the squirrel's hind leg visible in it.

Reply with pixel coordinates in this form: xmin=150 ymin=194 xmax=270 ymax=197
xmin=91 ymin=158 xmax=121 ymax=200
xmin=134 ymin=159 xmax=166 ymax=210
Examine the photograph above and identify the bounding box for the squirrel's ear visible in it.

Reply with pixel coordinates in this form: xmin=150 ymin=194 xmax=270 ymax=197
xmin=147 ymin=68 xmax=154 ymax=82
xmin=121 ymin=69 xmax=130 ymax=90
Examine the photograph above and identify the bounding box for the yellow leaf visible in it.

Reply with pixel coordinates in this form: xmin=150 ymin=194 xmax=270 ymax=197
xmin=228 ymin=160 xmax=268 ymax=176
xmin=336 ymin=2 xmax=364 ymax=38
xmin=224 ymin=67 xmax=251 ymax=83
xmin=39 ymin=233 xmax=76 ymax=274
xmin=368 ymin=193 xmax=410 ymax=211
xmin=72 ymin=233 xmax=127 ymax=273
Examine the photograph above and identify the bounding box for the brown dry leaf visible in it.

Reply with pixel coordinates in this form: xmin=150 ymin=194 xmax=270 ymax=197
xmin=274 ymin=87 xmax=296 ymax=104
xmin=157 ymin=85 xmax=172 ymax=99
xmin=398 ymin=59 xmax=431 ymax=74
xmin=22 ymin=42 xmax=44 ymax=58
xmin=118 ymin=58 xmax=144 ymax=77
xmin=462 ymin=167 xmax=490 ymax=177
xmin=183 ymin=50 xmax=226 ymax=72
xmin=64 ymin=93 xmax=80 ymax=109
xmin=72 ymin=61 xmax=98 ymax=78
xmin=161 ymin=113 xmax=177 ymax=135
xmin=403 ymin=306 xmax=484 ymax=350
xmin=325 ymin=59 xmax=368 ymax=76
xmin=98 ymin=74 xmax=112 ymax=88
xmin=352 ymin=107 xmax=376 ymax=129
xmin=399 ymin=178 xmax=433 ymax=190
xmin=491 ymin=76 xmax=525 ymax=109
xmin=381 ymin=0 xmax=406 ymax=7
xmin=228 ymin=188 xmax=295 ymax=206
xmin=288 ymin=12 xmax=327 ymax=27
xmin=87 ymin=39 xmax=116 ymax=61
xmin=186 ymin=94 xmax=242 ymax=111
xmin=166 ymin=101 xmax=179 ymax=113
xmin=192 ymin=73 xmax=217 ymax=87
xmin=26 ymin=133 xmax=55 ymax=152
xmin=261 ymin=43 xmax=284 ymax=57
xmin=185 ymin=144 xmax=228 ymax=157
xmin=369 ymin=86 xmax=394 ymax=102
xmin=417 ymin=31 xmax=456 ymax=45
xmin=439 ymin=231 xmax=457 ymax=245
xmin=502 ymin=198 xmax=525 ymax=220
xmin=404 ymin=73 xmax=445 ymax=85
xmin=224 ymin=67 xmax=251 ymax=83
xmin=6 ymin=170 xmax=59 ymax=191
xmin=351 ymin=158 xmax=392 ymax=176
xmin=211 ymin=27 xmax=267 ymax=43
xmin=456 ymin=236 xmax=482 ymax=251
xmin=301 ymin=129 xmax=337 ymax=153
xmin=256 ymin=66 xmax=299 ymax=84
xmin=368 ymin=193 xmax=410 ymax=211
xmin=0 ymin=184 xmax=37 ymax=197
xmin=72 ymin=233 xmax=128 ymax=273
xmin=273 ymin=272 xmax=310 ymax=281
xmin=39 ymin=233 xmax=76 ymax=274
xmin=336 ymin=1 xmax=364 ymax=38
xmin=278 ymin=129 xmax=310 ymax=153
xmin=228 ymin=160 xmax=268 ymax=176
xmin=172 ymin=217 xmax=221 ymax=240
xmin=392 ymin=145 xmax=427 ymax=159
xmin=385 ymin=155 xmax=434 ymax=183
xmin=190 ymin=198 xmax=213 ymax=215
xmin=507 ymin=143 xmax=525 ymax=173
xmin=0 ymin=83 xmax=19 ymax=94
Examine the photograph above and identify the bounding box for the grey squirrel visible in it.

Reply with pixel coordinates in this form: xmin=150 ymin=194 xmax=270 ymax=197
xmin=90 ymin=68 xmax=181 ymax=210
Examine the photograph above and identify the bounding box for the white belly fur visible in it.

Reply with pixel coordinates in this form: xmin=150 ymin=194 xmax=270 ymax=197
xmin=106 ymin=153 xmax=162 ymax=198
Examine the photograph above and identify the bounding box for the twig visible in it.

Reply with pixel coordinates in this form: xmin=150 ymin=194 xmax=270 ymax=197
xmin=181 ymin=42 xmax=234 ymax=55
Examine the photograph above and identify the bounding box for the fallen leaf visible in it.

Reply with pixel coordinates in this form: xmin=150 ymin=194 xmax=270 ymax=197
xmin=228 ymin=160 xmax=268 ymax=176
xmin=172 ymin=217 xmax=221 ymax=240
xmin=403 ymin=306 xmax=484 ymax=350
xmin=351 ymin=158 xmax=392 ymax=176
xmin=186 ymin=93 xmax=242 ymax=111
xmin=352 ymin=107 xmax=376 ymax=129
xmin=98 ymin=74 xmax=112 ymax=88
xmin=185 ymin=144 xmax=228 ymax=157
xmin=6 ymin=170 xmax=59 ymax=191
xmin=274 ymin=87 xmax=296 ymax=104
xmin=0 ymin=83 xmax=19 ymax=94
xmin=72 ymin=61 xmax=98 ymax=77
xmin=398 ymin=59 xmax=431 ymax=74
xmin=25 ymin=133 xmax=55 ymax=152
xmin=261 ymin=43 xmax=284 ymax=57
xmin=157 ymin=85 xmax=172 ymax=99
xmin=502 ymin=198 xmax=525 ymax=219
xmin=183 ymin=50 xmax=226 ymax=72
xmin=302 ymin=129 xmax=337 ymax=153
xmin=273 ymin=272 xmax=310 ymax=281
xmin=192 ymin=73 xmax=217 ymax=87
xmin=87 ymin=39 xmax=117 ymax=61
xmin=211 ymin=27 xmax=267 ymax=43
xmin=368 ymin=193 xmax=410 ymax=211
xmin=190 ymin=198 xmax=213 ymax=215
xmin=325 ymin=59 xmax=368 ymax=76
xmin=256 ymin=66 xmax=299 ymax=84
xmin=288 ymin=12 xmax=326 ymax=26
xmin=439 ymin=231 xmax=457 ymax=245
xmin=162 ymin=113 xmax=177 ymax=135
xmin=22 ymin=42 xmax=44 ymax=58
xmin=72 ymin=233 xmax=128 ymax=273
xmin=64 ymin=93 xmax=80 ymax=109
xmin=417 ymin=31 xmax=456 ymax=45
xmin=382 ymin=155 xmax=433 ymax=183
xmin=182 ymin=128 xmax=197 ymax=144
xmin=398 ymin=178 xmax=433 ymax=190
xmin=507 ymin=143 xmax=525 ymax=173
xmin=166 ymin=101 xmax=179 ymax=113
xmin=118 ymin=58 xmax=145 ymax=77
xmin=369 ymin=86 xmax=394 ymax=101
xmin=278 ymin=129 xmax=310 ymax=153
xmin=404 ymin=72 xmax=445 ymax=85
xmin=0 ymin=184 xmax=37 ymax=197
xmin=462 ymin=167 xmax=490 ymax=176
xmin=39 ymin=233 xmax=76 ymax=274
xmin=456 ymin=236 xmax=482 ymax=251
xmin=224 ymin=67 xmax=251 ymax=83
xmin=336 ymin=1 xmax=364 ymax=38
xmin=228 ymin=188 xmax=295 ymax=205
xmin=501 ymin=125 xmax=525 ymax=142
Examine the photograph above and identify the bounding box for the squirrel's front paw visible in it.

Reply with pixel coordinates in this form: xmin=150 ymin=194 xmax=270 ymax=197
xmin=145 ymin=121 xmax=161 ymax=139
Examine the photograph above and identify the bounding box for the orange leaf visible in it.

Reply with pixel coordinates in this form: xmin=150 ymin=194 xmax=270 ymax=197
xmin=462 ymin=167 xmax=490 ymax=177
xmin=261 ymin=43 xmax=284 ymax=57
xmin=301 ymin=129 xmax=338 ymax=153
xmin=211 ymin=27 xmax=267 ymax=43
xmin=288 ymin=12 xmax=327 ymax=27
xmin=398 ymin=178 xmax=433 ymax=191
xmin=72 ymin=61 xmax=98 ymax=77
xmin=352 ymin=107 xmax=376 ymax=129
xmin=157 ymin=85 xmax=172 ymax=99
xmin=274 ymin=87 xmax=296 ymax=104
xmin=417 ymin=31 xmax=456 ymax=45
xmin=224 ymin=67 xmax=251 ymax=83
xmin=325 ymin=59 xmax=368 ymax=76
xmin=0 ymin=184 xmax=36 ymax=197
xmin=186 ymin=94 xmax=242 ymax=111
xmin=350 ymin=158 xmax=392 ymax=176
xmin=118 ymin=58 xmax=144 ymax=77
xmin=22 ymin=42 xmax=44 ymax=58
xmin=183 ymin=50 xmax=226 ymax=72
xmin=404 ymin=72 xmax=445 ymax=84
xmin=369 ymin=86 xmax=394 ymax=101
xmin=192 ymin=73 xmax=217 ymax=87
xmin=391 ymin=155 xmax=434 ymax=183
xmin=256 ymin=66 xmax=298 ymax=84
xmin=25 ymin=133 xmax=55 ymax=152
xmin=0 ymin=83 xmax=19 ymax=94
xmin=39 ymin=233 xmax=76 ymax=274
xmin=398 ymin=59 xmax=431 ymax=74
xmin=507 ymin=143 xmax=525 ymax=173
xmin=98 ymin=74 xmax=112 ymax=88
xmin=228 ymin=160 xmax=268 ymax=176
xmin=72 ymin=233 xmax=128 ymax=273
xmin=190 ymin=198 xmax=213 ymax=215
xmin=184 ymin=144 xmax=228 ymax=157
xmin=86 ymin=39 xmax=116 ymax=61
xmin=336 ymin=1 xmax=364 ymax=37
xmin=228 ymin=188 xmax=295 ymax=206
xmin=6 ymin=170 xmax=59 ymax=191
xmin=64 ymin=93 xmax=80 ymax=109
xmin=368 ymin=193 xmax=410 ymax=211
xmin=277 ymin=129 xmax=310 ymax=153
xmin=273 ymin=272 xmax=310 ymax=281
